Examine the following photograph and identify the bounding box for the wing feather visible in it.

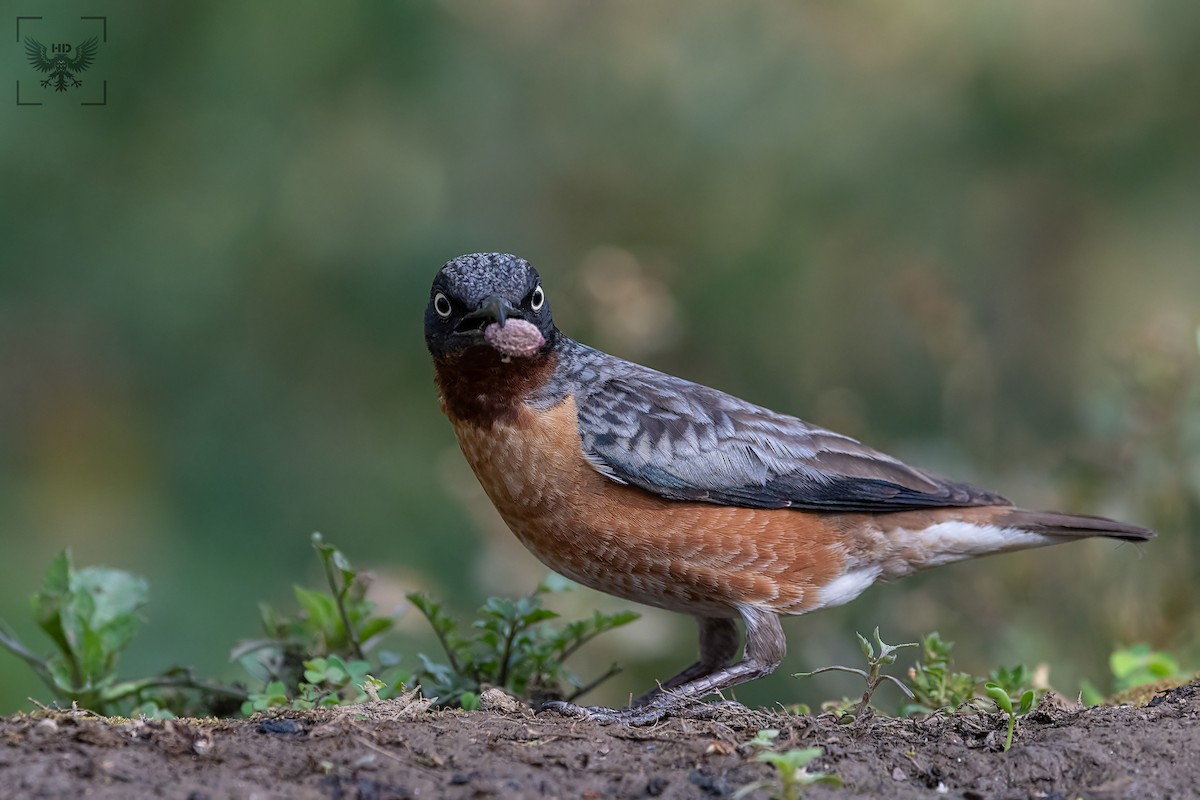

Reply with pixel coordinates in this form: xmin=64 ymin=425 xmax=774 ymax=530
xmin=573 ymin=355 xmax=1007 ymax=512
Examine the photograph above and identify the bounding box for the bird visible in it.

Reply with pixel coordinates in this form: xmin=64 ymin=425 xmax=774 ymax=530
xmin=424 ymin=252 xmax=1154 ymax=725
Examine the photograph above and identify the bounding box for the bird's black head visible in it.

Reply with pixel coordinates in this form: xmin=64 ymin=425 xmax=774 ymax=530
xmin=425 ymin=253 xmax=557 ymax=361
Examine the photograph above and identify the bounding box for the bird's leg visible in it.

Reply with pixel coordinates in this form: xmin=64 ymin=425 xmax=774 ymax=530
xmin=631 ymin=616 xmax=739 ymax=707
xmin=541 ymin=606 xmax=785 ymax=725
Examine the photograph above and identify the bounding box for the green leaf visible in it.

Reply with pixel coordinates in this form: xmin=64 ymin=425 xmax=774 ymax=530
xmin=31 ymin=551 xmax=73 ymax=657
xmin=77 ymin=625 xmax=109 ymax=684
xmin=73 ymin=567 xmax=149 ymax=629
xmin=1110 ymin=644 xmax=1182 ymax=690
xmin=47 ymin=659 xmax=75 ymax=693
xmin=303 ymin=657 xmax=329 ymax=684
xmin=857 ymin=631 xmax=874 ymax=661
xmin=518 ymin=609 xmax=558 ymax=625
xmin=294 ymin=586 xmax=339 ymax=634
xmin=598 ymin=610 xmax=640 ymax=628
xmin=744 ymin=729 xmax=780 ymax=751
xmin=97 ymin=614 xmax=141 ymax=662
xmin=757 ymin=746 xmax=823 ymax=770
xmin=42 ymin=551 xmax=72 ymax=596
xmin=358 ymin=616 xmax=393 ymax=643
xmin=985 ymin=682 xmax=1012 ymax=714
xmin=1079 ymin=680 xmax=1105 ymax=707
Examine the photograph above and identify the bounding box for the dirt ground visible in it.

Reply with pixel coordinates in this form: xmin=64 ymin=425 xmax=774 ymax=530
xmin=1 ymin=680 xmax=1196 ymax=800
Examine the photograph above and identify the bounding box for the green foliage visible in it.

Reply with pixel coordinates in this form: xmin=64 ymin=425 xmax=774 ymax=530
xmin=799 ymin=628 xmax=1049 ymax=734
xmin=0 ymin=538 xmax=640 ymax=717
xmin=743 ymin=728 xmax=781 ymax=752
xmin=0 ymin=551 xmax=244 ymax=716
xmin=1109 ymin=644 xmax=1185 ymax=692
xmin=33 ymin=551 xmax=147 ymax=701
xmin=903 ymin=633 xmax=1041 ymax=723
xmin=794 ymin=627 xmax=916 ymax=722
xmin=986 ymin=664 xmax=1034 ymax=697
xmin=1080 ymin=643 xmax=1192 ymax=705
xmin=0 ymin=536 xmax=406 ymax=716
xmin=242 ymin=655 xmax=376 ymax=714
xmin=407 ymin=580 xmax=639 ymax=707
xmin=242 ymin=680 xmax=290 ymax=714
xmin=735 ymin=735 xmax=841 ymax=800
xmin=984 ymin=682 xmax=1035 ymax=752
xmin=234 ymin=533 xmax=408 ymax=713
xmin=902 ymin=632 xmax=982 ymax=715
xmin=240 ymin=533 xmax=398 ymax=667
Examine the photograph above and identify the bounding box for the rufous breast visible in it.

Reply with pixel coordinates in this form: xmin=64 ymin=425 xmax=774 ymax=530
xmin=450 ymin=395 xmax=849 ymax=617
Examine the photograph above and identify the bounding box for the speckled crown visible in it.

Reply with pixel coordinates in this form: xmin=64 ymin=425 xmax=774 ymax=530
xmin=437 ymin=253 xmax=540 ymax=306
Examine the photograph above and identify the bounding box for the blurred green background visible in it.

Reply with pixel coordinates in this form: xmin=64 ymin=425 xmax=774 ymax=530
xmin=2 ymin=1 xmax=1198 ymax=714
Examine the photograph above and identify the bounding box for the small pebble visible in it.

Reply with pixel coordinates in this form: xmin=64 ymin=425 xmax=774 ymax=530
xmin=256 ymin=718 xmax=303 ymax=735
xmin=479 ymin=687 xmax=525 ymax=714
xmin=28 ymin=718 xmax=59 ymax=740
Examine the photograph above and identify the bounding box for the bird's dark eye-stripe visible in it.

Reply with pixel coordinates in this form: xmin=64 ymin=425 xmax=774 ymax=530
xmin=530 ymin=284 xmax=545 ymax=311
xmin=434 ymin=292 xmax=452 ymax=317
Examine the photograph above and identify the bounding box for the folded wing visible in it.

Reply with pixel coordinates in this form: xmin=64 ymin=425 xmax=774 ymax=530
xmin=575 ymin=362 xmax=1007 ymax=512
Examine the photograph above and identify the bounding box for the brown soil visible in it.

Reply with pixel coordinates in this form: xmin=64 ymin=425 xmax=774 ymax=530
xmin=1 ymin=681 xmax=1196 ymax=800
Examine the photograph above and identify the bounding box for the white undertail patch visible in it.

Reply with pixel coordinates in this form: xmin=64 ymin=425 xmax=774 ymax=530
xmin=898 ymin=521 xmax=1057 ymax=571
xmin=816 ymin=566 xmax=882 ymax=609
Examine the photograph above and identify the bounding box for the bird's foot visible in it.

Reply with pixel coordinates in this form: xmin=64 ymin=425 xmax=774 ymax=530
xmin=538 ymin=697 xmax=748 ymax=726
xmin=538 ymin=700 xmax=665 ymax=725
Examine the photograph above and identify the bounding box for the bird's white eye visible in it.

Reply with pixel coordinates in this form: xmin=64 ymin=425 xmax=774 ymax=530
xmin=433 ymin=292 xmax=452 ymax=318
xmin=530 ymin=284 xmax=545 ymax=312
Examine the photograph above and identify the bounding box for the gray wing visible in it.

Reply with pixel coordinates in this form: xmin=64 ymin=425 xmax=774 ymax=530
xmin=574 ymin=360 xmax=1007 ymax=512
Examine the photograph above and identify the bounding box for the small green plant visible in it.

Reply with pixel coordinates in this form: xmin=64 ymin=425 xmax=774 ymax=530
xmin=902 ymin=632 xmax=980 ymax=715
xmin=795 ymin=627 xmax=916 ymax=722
xmin=241 ymin=655 xmax=378 ymax=714
xmin=1080 ymin=643 xmax=1193 ymax=705
xmin=407 ymin=580 xmax=639 ymax=708
xmin=735 ymin=734 xmax=841 ymax=800
xmin=795 ymin=628 xmax=1046 ymax=726
xmin=0 ymin=535 xmax=404 ymax=717
xmin=743 ymin=728 xmax=781 ymax=752
xmin=0 ymin=551 xmax=245 ymax=717
xmin=1 ymin=538 xmax=637 ymax=717
xmin=986 ymin=664 xmax=1034 ymax=697
xmin=984 ymin=682 xmax=1035 ymax=751
xmin=1110 ymin=644 xmax=1185 ymax=691
xmin=233 ymin=533 xmax=409 ymax=713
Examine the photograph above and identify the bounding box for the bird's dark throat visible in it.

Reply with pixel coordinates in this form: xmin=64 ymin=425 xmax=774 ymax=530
xmin=434 ymin=345 xmax=558 ymax=427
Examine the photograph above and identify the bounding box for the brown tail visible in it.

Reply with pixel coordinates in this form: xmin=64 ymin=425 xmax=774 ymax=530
xmin=1000 ymin=508 xmax=1156 ymax=543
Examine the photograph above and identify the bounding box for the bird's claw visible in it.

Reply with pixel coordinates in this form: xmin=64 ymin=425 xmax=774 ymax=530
xmin=538 ymin=697 xmax=749 ymax=726
xmin=538 ymin=700 xmax=668 ymax=726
